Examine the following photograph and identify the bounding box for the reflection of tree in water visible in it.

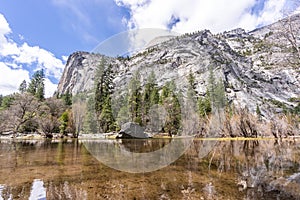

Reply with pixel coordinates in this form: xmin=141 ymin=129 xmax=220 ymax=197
xmin=1 ymin=139 xmax=300 ymax=199
xmin=176 ymin=139 xmax=300 ymax=199
xmin=196 ymin=139 xmax=300 ymax=199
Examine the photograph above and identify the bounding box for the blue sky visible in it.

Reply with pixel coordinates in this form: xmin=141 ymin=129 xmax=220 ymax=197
xmin=0 ymin=0 xmax=299 ymax=97
xmin=0 ymin=0 xmax=129 ymax=56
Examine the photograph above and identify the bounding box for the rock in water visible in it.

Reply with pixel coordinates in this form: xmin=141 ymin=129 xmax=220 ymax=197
xmin=117 ymin=122 xmax=148 ymax=139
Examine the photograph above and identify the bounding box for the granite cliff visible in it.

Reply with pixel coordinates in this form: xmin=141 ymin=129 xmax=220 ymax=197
xmin=57 ymin=14 xmax=300 ymax=119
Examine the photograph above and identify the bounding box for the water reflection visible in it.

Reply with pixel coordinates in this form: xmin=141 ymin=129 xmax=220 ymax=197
xmin=119 ymin=139 xmax=172 ymax=153
xmin=29 ymin=179 xmax=46 ymax=200
xmin=0 ymin=138 xmax=299 ymax=199
xmin=0 ymin=185 xmax=8 ymax=200
xmin=82 ymin=138 xmax=194 ymax=173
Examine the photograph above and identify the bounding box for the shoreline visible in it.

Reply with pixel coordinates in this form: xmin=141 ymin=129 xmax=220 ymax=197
xmin=1 ymin=132 xmax=300 ymax=141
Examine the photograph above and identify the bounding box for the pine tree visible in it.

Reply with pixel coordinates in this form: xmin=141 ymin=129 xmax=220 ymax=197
xmin=115 ymin=93 xmax=129 ymax=129
xmin=198 ymin=91 xmax=212 ymax=117
xmin=142 ymin=71 xmax=159 ymax=124
xmin=61 ymin=91 xmax=72 ymax=106
xmin=95 ymin=60 xmax=114 ymax=112
xmin=27 ymin=69 xmax=45 ymax=100
xmin=94 ymin=59 xmax=115 ymax=132
xmin=187 ymin=70 xmax=197 ymax=111
xmin=159 ymin=81 xmax=175 ymax=104
xmin=95 ymin=59 xmax=106 ymax=113
xmin=0 ymin=94 xmax=15 ymax=109
xmin=188 ymin=69 xmax=196 ymax=91
xmin=214 ymin=79 xmax=226 ymax=110
xmin=163 ymin=93 xmax=181 ymax=136
xmin=99 ymin=95 xmax=115 ymax=132
xmin=208 ymin=66 xmax=216 ymax=107
xmin=160 ymin=81 xmax=181 ymax=136
xmin=159 ymin=85 xmax=169 ymax=104
xmin=207 ymin=66 xmax=226 ymax=134
xmin=150 ymin=87 xmax=159 ymax=105
xmin=0 ymin=95 xmax=2 ymax=108
xmin=295 ymin=102 xmax=300 ymax=115
xmin=207 ymin=66 xmax=226 ymax=113
xmin=19 ymin=80 xmax=27 ymax=94
xmin=128 ymin=71 xmax=142 ymax=125
xmin=256 ymin=104 xmax=262 ymax=121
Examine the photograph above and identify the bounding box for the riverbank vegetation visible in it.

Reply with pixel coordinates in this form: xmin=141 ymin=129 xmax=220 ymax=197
xmin=75 ymin=62 xmax=300 ymax=138
xmin=0 ymin=65 xmax=299 ymax=139
xmin=0 ymin=70 xmax=75 ymax=138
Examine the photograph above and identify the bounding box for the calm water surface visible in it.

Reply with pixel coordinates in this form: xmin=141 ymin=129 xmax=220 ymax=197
xmin=0 ymin=138 xmax=300 ymax=200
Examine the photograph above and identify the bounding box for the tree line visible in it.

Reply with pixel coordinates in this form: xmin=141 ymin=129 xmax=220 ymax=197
xmin=79 ymin=59 xmax=184 ymax=136
xmin=80 ymin=59 xmax=227 ymax=137
xmin=0 ymin=69 xmax=75 ymax=137
xmin=1 ymin=60 xmax=299 ymax=138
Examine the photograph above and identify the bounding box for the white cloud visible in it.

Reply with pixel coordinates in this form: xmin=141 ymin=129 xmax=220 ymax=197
xmin=292 ymin=6 xmax=300 ymax=16
xmin=0 ymin=62 xmax=30 ymax=96
xmin=44 ymin=78 xmax=58 ymax=97
xmin=115 ymin=0 xmax=293 ymax=33
xmin=62 ymin=55 xmax=69 ymax=62
xmin=5 ymin=62 xmax=22 ymax=69
xmin=0 ymin=13 xmax=65 ymax=97
xmin=238 ymin=0 xmax=287 ymax=30
xmin=0 ymin=14 xmax=21 ymax=57
xmin=0 ymin=62 xmax=58 ymax=97
xmin=0 ymin=14 xmax=11 ymax=40
xmin=12 ymin=43 xmax=65 ymax=79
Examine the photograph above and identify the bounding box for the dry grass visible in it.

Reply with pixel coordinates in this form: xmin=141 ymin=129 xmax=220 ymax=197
xmin=196 ymin=106 xmax=300 ymax=138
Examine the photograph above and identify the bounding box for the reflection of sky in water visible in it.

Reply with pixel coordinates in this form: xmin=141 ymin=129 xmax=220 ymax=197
xmin=29 ymin=179 xmax=46 ymax=200
xmin=0 ymin=184 xmax=12 ymax=200
xmin=0 ymin=185 xmax=5 ymax=200
xmin=92 ymin=28 xmax=179 ymax=57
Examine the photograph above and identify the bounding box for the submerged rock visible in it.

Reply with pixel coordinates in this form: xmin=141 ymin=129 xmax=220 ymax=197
xmin=116 ymin=122 xmax=148 ymax=139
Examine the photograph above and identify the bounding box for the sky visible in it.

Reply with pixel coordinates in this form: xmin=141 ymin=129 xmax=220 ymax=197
xmin=0 ymin=0 xmax=299 ymax=97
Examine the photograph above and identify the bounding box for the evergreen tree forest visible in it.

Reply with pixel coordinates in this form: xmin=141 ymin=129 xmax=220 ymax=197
xmin=81 ymin=62 xmax=185 ymax=136
xmin=4 ymin=61 xmax=297 ymax=139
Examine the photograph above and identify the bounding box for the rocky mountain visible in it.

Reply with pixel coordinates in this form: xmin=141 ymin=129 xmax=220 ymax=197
xmin=57 ymin=14 xmax=300 ymax=119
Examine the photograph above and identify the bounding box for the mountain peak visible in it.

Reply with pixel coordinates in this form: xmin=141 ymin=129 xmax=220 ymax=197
xmin=57 ymin=16 xmax=300 ymax=119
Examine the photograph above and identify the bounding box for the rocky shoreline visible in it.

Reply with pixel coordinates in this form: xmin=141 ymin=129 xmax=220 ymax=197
xmin=2 ymin=131 xmax=300 ymax=140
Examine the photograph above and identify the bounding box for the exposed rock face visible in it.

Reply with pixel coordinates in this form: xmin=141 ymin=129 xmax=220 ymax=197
xmin=57 ymin=14 xmax=300 ymax=119
xmin=117 ymin=122 xmax=148 ymax=139
xmin=57 ymin=52 xmax=112 ymax=94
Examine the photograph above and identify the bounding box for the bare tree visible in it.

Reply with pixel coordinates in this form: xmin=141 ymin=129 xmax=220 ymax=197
xmin=44 ymin=97 xmax=66 ymax=117
xmin=279 ymin=15 xmax=300 ymax=65
xmin=278 ymin=2 xmax=300 ymax=66
xmin=37 ymin=97 xmax=66 ymax=135
xmin=39 ymin=115 xmax=58 ymax=135
xmin=2 ymin=93 xmax=39 ymax=134
xmin=72 ymin=97 xmax=87 ymax=137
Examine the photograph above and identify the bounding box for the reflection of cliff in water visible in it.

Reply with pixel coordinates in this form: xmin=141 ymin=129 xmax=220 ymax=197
xmin=1 ymin=139 xmax=300 ymax=199
xmin=185 ymin=139 xmax=300 ymax=199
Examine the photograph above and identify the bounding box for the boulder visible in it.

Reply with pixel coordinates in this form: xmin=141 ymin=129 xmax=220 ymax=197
xmin=117 ymin=122 xmax=148 ymax=139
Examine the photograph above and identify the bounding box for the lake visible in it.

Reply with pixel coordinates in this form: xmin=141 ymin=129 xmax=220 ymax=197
xmin=0 ymin=138 xmax=300 ymax=199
